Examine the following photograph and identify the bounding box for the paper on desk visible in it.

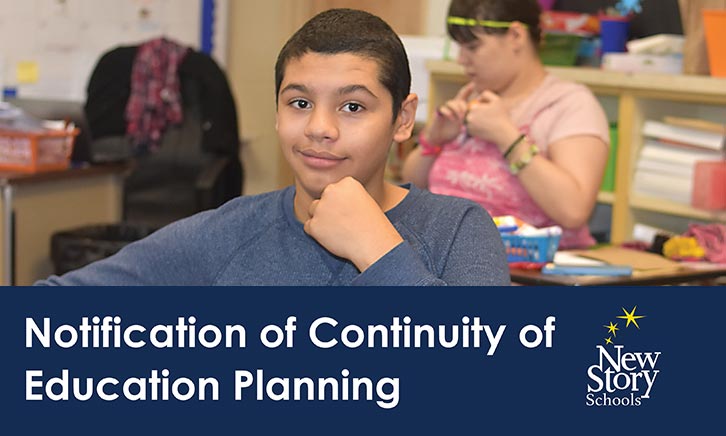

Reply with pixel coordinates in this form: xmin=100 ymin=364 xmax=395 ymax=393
xmin=569 ymin=246 xmax=683 ymax=272
xmin=553 ymin=251 xmax=606 ymax=266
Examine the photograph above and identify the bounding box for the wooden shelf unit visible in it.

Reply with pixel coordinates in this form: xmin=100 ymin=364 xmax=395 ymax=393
xmin=425 ymin=60 xmax=726 ymax=243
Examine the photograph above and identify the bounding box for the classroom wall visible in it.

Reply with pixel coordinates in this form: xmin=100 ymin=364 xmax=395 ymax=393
xmin=426 ymin=0 xmax=450 ymax=36
xmin=226 ymin=1 xmax=310 ymax=194
xmin=0 ymin=0 xmax=218 ymax=101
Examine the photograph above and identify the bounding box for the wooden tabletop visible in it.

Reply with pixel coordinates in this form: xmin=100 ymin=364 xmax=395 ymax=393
xmin=511 ymin=265 xmax=726 ymax=286
xmin=0 ymin=162 xmax=132 ymax=185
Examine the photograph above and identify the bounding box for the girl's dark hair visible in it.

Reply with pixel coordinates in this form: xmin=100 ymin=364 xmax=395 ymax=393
xmin=447 ymin=0 xmax=542 ymax=46
xmin=275 ymin=8 xmax=411 ymax=121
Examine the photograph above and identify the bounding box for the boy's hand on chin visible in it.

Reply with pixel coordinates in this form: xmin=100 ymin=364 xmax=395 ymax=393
xmin=304 ymin=176 xmax=403 ymax=272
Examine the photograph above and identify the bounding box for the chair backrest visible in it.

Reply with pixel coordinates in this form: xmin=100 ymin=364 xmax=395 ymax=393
xmin=84 ymin=43 xmax=243 ymax=228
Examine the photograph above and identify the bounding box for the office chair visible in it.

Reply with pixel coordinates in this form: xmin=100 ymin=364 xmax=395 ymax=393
xmin=49 ymin=42 xmax=243 ymax=275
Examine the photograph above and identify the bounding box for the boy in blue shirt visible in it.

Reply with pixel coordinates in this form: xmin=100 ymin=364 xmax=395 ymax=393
xmin=38 ymin=9 xmax=509 ymax=286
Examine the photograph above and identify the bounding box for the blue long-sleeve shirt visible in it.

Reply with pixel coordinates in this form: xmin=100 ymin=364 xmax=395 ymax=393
xmin=36 ymin=185 xmax=510 ymax=286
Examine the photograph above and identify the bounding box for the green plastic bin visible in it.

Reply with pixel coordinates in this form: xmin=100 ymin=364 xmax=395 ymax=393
xmin=540 ymin=33 xmax=582 ymax=66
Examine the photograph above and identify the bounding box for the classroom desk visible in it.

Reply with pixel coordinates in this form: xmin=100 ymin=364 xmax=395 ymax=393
xmin=0 ymin=163 xmax=128 ymax=285
xmin=510 ymin=265 xmax=726 ymax=286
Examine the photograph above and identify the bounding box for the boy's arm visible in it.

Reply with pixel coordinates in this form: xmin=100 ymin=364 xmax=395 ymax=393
xmin=353 ymin=205 xmax=510 ymax=286
xmin=304 ymin=177 xmax=510 ymax=286
xmin=35 ymin=216 xmax=213 ymax=286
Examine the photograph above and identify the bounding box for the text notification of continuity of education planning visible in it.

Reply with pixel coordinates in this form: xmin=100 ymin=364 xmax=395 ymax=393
xmin=24 ymin=315 xmax=557 ymax=408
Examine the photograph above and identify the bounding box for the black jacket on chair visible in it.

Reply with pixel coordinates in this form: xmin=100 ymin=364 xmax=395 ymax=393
xmin=84 ymin=44 xmax=243 ymax=228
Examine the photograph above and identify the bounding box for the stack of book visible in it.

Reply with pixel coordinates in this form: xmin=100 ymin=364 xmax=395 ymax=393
xmin=632 ymin=117 xmax=725 ymax=205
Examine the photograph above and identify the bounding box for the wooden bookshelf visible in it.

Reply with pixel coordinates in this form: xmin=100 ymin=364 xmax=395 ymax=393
xmin=425 ymin=60 xmax=726 ymax=243
xmin=630 ymin=195 xmax=726 ymax=223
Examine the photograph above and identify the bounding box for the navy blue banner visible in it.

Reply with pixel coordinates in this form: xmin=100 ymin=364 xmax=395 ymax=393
xmin=2 ymin=286 xmax=722 ymax=434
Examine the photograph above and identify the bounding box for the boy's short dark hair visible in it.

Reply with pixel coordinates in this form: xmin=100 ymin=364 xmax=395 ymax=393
xmin=447 ymin=0 xmax=542 ymax=46
xmin=274 ymin=8 xmax=411 ymax=121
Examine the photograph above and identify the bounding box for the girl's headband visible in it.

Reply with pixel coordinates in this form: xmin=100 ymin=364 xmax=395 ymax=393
xmin=446 ymin=16 xmax=529 ymax=29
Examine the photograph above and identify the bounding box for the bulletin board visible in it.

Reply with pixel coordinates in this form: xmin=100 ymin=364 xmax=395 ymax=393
xmin=0 ymin=0 xmax=227 ymax=102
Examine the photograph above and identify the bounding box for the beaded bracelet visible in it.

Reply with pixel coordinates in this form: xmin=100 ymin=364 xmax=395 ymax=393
xmin=509 ymin=143 xmax=539 ymax=175
xmin=417 ymin=132 xmax=442 ymax=157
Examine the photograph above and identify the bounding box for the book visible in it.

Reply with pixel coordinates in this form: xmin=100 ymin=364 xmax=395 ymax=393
xmin=552 ymin=251 xmax=605 ymax=266
xmin=632 ymin=170 xmax=692 ymax=204
xmin=635 ymin=158 xmax=694 ymax=179
xmin=569 ymin=246 xmax=681 ymax=272
xmin=639 ymin=140 xmax=723 ymax=165
xmin=542 ymin=264 xmax=633 ymax=276
xmin=642 ymin=120 xmax=725 ymax=151
xmin=693 ymin=161 xmax=726 ymax=210
xmin=633 ymin=137 xmax=725 ymax=205
xmin=663 ymin=116 xmax=726 ymax=134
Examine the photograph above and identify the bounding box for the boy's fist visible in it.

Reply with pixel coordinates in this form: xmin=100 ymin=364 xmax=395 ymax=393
xmin=304 ymin=177 xmax=403 ymax=272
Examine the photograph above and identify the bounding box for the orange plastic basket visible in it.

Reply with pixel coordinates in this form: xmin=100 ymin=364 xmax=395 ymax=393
xmin=0 ymin=128 xmax=78 ymax=173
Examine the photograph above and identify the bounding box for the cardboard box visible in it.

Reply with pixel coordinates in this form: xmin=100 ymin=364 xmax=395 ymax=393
xmin=540 ymin=11 xmax=599 ymax=35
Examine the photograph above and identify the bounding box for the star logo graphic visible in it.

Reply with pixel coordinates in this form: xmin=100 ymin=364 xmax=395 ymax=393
xmin=617 ymin=306 xmax=645 ymax=329
xmin=604 ymin=322 xmax=619 ymax=337
xmin=605 ymin=337 xmax=613 ymax=345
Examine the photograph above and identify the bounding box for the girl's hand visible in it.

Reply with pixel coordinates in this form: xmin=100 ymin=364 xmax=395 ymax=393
xmin=422 ymin=82 xmax=477 ymax=146
xmin=465 ymin=90 xmax=521 ymax=151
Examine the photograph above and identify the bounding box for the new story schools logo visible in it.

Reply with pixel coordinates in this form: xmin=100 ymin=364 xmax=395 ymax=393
xmin=586 ymin=306 xmax=661 ymax=407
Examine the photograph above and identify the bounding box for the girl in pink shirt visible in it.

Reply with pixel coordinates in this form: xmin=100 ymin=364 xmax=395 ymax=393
xmin=402 ymin=0 xmax=610 ymax=248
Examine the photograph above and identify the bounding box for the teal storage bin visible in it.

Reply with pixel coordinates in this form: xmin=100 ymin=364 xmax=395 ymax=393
xmin=500 ymin=233 xmax=561 ymax=263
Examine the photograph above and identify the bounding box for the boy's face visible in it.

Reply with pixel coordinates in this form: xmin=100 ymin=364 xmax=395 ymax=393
xmin=276 ymin=52 xmax=413 ymax=201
